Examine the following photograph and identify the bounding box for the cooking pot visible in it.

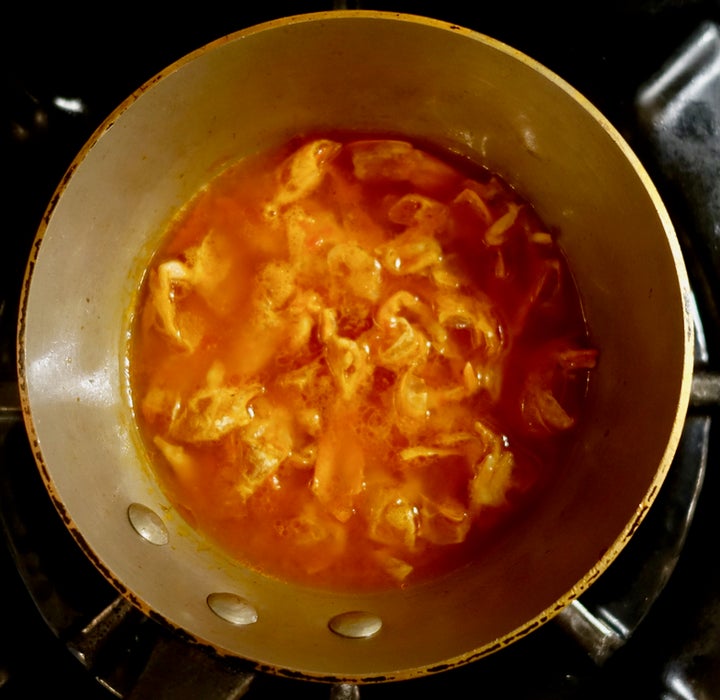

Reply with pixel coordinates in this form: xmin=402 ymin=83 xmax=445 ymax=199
xmin=17 ymin=10 xmax=693 ymax=683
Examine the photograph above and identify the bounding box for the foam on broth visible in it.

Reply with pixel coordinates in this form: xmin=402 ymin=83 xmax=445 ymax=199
xmin=128 ymin=133 xmax=597 ymax=591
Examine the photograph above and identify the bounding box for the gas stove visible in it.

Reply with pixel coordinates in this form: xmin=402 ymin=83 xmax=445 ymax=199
xmin=1 ymin=2 xmax=719 ymax=697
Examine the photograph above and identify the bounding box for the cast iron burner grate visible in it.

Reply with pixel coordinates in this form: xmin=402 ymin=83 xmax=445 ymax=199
xmin=1 ymin=5 xmax=719 ymax=698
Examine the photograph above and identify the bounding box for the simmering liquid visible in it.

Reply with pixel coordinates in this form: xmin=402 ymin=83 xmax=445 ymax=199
xmin=128 ymin=134 xmax=597 ymax=591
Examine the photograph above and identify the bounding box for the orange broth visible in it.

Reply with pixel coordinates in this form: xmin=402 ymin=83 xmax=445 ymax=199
xmin=129 ymin=134 xmax=598 ymax=591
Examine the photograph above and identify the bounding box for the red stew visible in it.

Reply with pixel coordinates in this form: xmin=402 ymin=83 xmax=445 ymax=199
xmin=129 ymin=134 xmax=597 ymax=591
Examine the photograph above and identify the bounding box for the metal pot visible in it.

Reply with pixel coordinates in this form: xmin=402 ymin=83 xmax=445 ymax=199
xmin=17 ymin=10 xmax=694 ymax=684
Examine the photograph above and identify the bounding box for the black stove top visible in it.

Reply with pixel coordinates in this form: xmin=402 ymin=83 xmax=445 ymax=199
xmin=2 ymin=2 xmax=719 ymax=698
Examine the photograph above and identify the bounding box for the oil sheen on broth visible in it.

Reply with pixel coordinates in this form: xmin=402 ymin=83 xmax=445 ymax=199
xmin=129 ymin=135 xmax=598 ymax=591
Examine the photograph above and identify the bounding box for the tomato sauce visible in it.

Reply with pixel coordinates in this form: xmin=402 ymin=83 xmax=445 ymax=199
xmin=128 ymin=134 xmax=597 ymax=591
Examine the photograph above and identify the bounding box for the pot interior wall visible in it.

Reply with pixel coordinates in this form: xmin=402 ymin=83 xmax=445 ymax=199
xmin=19 ymin=12 xmax=692 ymax=681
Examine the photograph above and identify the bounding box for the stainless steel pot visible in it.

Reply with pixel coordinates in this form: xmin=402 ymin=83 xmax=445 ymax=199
xmin=17 ymin=10 xmax=694 ymax=683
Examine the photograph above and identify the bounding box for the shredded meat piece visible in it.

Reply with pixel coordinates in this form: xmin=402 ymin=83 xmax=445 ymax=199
xmin=266 ymin=139 xmax=342 ymax=214
xmin=349 ymin=139 xmax=459 ymax=191
xmin=169 ymin=362 xmax=262 ymax=443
